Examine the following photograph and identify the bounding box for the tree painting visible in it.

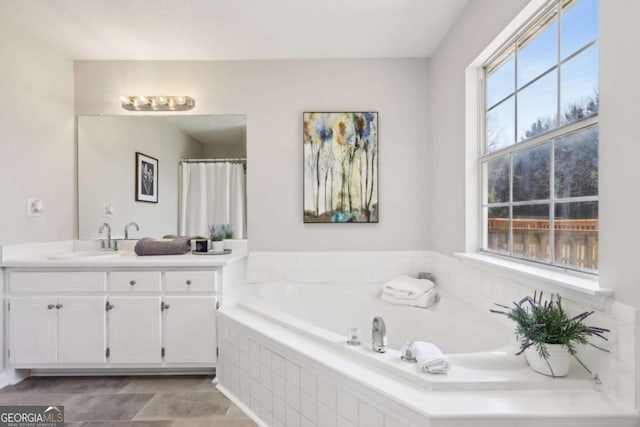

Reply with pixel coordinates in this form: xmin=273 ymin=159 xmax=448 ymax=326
xmin=303 ymin=112 xmax=378 ymax=223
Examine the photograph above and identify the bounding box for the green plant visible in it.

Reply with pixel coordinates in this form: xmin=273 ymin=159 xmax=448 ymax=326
xmin=490 ymin=291 xmax=610 ymax=375
xmin=208 ymin=224 xmax=225 ymax=241
xmin=221 ymin=224 xmax=234 ymax=239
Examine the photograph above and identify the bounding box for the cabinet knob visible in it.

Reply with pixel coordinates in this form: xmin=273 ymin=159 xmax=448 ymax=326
xmin=164 ymin=304 xmax=170 ymax=310
xmin=186 ymin=280 xmax=192 ymax=285
xmin=47 ymin=304 xmax=55 ymax=310
xmin=130 ymin=280 xmax=136 ymax=286
xmin=55 ymin=304 xmax=63 ymax=309
xmin=106 ymin=302 xmax=115 ymax=311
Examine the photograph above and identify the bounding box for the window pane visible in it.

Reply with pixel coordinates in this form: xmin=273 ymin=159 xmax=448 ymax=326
xmin=487 ymin=55 xmax=515 ymax=108
xmin=555 ymin=126 xmax=598 ymax=198
xmin=513 ymin=143 xmax=550 ymax=201
xmin=487 ymin=206 xmax=509 ymax=254
xmin=517 ymin=14 xmax=558 ymax=88
xmin=517 ymin=71 xmax=558 ymax=141
xmin=561 ymin=44 xmax=599 ymax=125
xmin=513 ymin=204 xmax=550 ymax=262
xmin=487 ymin=96 xmax=515 ymax=153
xmin=554 ymin=201 xmax=598 ymax=270
xmin=561 ymin=0 xmax=598 ymax=59
xmin=487 ymin=156 xmax=510 ymax=203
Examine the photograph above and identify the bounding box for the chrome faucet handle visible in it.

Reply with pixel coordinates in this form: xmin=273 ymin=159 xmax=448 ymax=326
xmin=400 ymin=341 xmax=418 ymax=363
xmin=372 ymin=316 xmax=387 ymax=353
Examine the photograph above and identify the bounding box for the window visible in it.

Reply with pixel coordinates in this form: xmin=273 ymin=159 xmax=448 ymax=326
xmin=482 ymin=0 xmax=599 ymax=272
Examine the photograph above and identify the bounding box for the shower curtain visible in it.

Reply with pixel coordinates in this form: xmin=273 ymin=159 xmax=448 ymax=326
xmin=179 ymin=162 xmax=246 ymax=239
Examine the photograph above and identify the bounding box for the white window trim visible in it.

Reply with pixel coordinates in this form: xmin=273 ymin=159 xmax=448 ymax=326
xmin=463 ymin=0 xmax=609 ymax=305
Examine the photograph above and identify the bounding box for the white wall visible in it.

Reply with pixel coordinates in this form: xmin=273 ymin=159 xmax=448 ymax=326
xmin=74 ymin=59 xmax=430 ymax=251
xmin=0 ymin=17 xmax=75 ymax=245
xmin=429 ymin=0 xmax=640 ymax=409
xmin=78 ymin=116 xmax=203 ymax=239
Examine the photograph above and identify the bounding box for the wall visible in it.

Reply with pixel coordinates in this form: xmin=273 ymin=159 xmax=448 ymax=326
xmin=0 ymin=17 xmax=75 ymax=245
xmin=429 ymin=0 xmax=640 ymax=409
xmin=73 ymin=59 xmax=430 ymax=251
xmin=77 ymin=116 xmax=203 ymax=239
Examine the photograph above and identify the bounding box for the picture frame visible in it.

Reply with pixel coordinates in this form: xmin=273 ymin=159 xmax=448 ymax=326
xmin=303 ymin=112 xmax=378 ymax=223
xmin=135 ymin=152 xmax=158 ymax=203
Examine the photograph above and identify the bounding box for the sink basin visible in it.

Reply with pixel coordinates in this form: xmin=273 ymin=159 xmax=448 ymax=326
xmin=47 ymin=250 xmax=119 ymax=260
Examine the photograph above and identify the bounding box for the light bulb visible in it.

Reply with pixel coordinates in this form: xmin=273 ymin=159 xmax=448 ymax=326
xmin=155 ymin=96 xmax=168 ymax=106
xmin=174 ymin=96 xmax=186 ymax=105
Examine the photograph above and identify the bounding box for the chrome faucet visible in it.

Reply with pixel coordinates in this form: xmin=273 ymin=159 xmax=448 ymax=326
xmin=98 ymin=222 xmax=115 ymax=250
xmin=124 ymin=222 xmax=140 ymax=240
xmin=372 ymin=316 xmax=387 ymax=353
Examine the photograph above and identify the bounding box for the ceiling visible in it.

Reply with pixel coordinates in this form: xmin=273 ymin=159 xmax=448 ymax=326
xmin=166 ymin=114 xmax=246 ymax=146
xmin=0 ymin=0 xmax=468 ymax=60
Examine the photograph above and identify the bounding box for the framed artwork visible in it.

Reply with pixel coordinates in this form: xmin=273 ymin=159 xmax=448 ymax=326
xmin=135 ymin=152 xmax=158 ymax=203
xmin=303 ymin=112 xmax=378 ymax=223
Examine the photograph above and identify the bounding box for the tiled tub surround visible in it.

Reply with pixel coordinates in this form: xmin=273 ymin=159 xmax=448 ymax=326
xmin=213 ymin=251 xmax=640 ymax=425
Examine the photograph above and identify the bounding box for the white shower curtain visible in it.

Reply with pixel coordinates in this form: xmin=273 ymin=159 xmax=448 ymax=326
xmin=179 ymin=162 xmax=246 ymax=239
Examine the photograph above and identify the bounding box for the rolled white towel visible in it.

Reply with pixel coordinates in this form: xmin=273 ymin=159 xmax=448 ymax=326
xmin=381 ymin=288 xmax=438 ymax=309
xmin=382 ymin=275 xmax=435 ymax=299
xmin=415 ymin=341 xmax=450 ymax=374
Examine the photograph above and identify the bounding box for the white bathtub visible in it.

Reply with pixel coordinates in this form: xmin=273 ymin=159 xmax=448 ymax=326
xmin=217 ymin=281 xmax=638 ymax=426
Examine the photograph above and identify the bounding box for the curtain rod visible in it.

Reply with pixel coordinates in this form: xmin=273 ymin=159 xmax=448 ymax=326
xmin=180 ymin=158 xmax=246 ymax=163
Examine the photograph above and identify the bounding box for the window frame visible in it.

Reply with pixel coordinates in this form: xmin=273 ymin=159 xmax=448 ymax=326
xmin=478 ymin=0 xmax=599 ymax=274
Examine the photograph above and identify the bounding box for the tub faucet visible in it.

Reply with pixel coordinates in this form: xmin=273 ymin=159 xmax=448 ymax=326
xmin=98 ymin=222 xmax=115 ymax=250
xmin=372 ymin=316 xmax=387 ymax=353
xmin=124 ymin=222 xmax=140 ymax=240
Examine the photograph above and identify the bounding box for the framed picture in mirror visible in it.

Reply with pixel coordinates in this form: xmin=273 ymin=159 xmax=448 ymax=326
xmin=135 ymin=152 xmax=158 ymax=203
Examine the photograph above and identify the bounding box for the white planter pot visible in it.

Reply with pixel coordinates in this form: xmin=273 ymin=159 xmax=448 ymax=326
xmin=211 ymin=241 xmax=225 ymax=253
xmin=524 ymin=344 xmax=571 ymax=377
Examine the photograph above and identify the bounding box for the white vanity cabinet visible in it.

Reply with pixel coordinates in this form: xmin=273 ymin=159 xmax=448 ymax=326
xmin=5 ymin=264 xmax=232 ymax=371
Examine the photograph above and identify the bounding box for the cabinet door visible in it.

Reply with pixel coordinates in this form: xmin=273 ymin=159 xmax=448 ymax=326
xmin=164 ymin=296 xmax=217 ymax=364
xmin=9 ymin=297 xmax=57 ymax=365
xmin=108 ymin=296 xmax=162 ymax=364
xmin=58 ymin=296 xmax=106 ymax=364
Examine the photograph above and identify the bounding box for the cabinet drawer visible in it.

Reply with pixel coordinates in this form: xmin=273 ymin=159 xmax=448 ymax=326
xmin=9 ymin=272 xmax=106 ymax=293
xmin=165 ymin=271 xmax=217 ymax=292
xmin=110 ymin=271 xmax=161 ymax=292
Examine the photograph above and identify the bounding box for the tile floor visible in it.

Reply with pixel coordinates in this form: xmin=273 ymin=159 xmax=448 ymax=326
xmin=0 ymin=375 xmax=257 ymax=426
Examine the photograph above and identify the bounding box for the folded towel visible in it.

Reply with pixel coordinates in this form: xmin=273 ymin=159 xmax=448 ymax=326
xmin=382 ymin=275 xmax=435 ymax=299
xmin=134 ymin=237 xmax=191 ymax=256
xmin=381 ymin=288 xmax=439 ymax=309
xmin=415 ymin=341 xmax=450 ymax=374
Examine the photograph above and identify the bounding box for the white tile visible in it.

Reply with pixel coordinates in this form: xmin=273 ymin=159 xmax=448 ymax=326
xmin=286 ymin=360 xmax=301 ymax=386
xmin=261 ymin=364 xmax=272 ymax=389
xmin=262 ymin=409 xmax=273 ymax=427
xmin=272 ymin=373 xmax=285 ymax=398
xmin=240 ymin=371 xmax=250 ymax=393
xmin=241 ymin=388 xmax=251 ymax=407
xmin=384 ymin=414 xmax=411 ymax=427
xmin=250 ymin=397 xmax=260 ymax=414
xmin=239 ymin=352 xmax=250 ymax=373
xmin=286 ymin=405 xmax=301 ymax=427
xmin=273 ymin=417 xmax=286 ymax=427
xmin=273 ymin=394 xmax=286 ymax=422
xmin=318 ymin=403 xmax=337 ymax=427
xmin=358 ymin=401 xmax=383 ymax=427
xmin=337 ymin=415 xmax=357 ymax=427
xmin=261 ymin=346 xmax=272 ymax=368
xmin=286 ymin=381 xmax=301 ymax=411
xmin=261 ymin=384 xmax=273 ymax=413
xmin=249 ymin=338 xmax=260 ymax=359
xmin=336 ymin=389 xmax=358 ymax=425
xmin=231 ymin=365 xmax=240 ymax=395
xmin=302 ymin=416 xmax=315 ymax=427
xmin=272 ymin=353 xmax=285 ymax=377
xmin=250 ymin=357 xmax=261 ymax=380
xmin=251 ymin=378 xmax=261 ymax=399
xmin=301 ymin=391 xmax=317 ymax=423
xmin=317 ymin=376 xmax=337 ymax=410
xmin=239 ymin=334 xmax=249 ymax=354
xmin=300 ymin=369 xmax=317 ymax=398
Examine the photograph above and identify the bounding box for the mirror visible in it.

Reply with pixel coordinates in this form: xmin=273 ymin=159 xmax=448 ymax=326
xmin=78 ymin=114 xmax=247 ymax=240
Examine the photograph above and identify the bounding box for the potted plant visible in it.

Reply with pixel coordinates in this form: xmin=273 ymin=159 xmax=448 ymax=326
xmin=208 ymin=224 xmax=225 ymax=252
xmin=490 ymin=291 xmax=610 ymax=377
xmin=221 ymin=224 xmax=234 ymax=250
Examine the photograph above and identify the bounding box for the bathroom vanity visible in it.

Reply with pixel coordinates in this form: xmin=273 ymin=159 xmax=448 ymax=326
xmin=1 ymin=243 xmax=247 ymax=374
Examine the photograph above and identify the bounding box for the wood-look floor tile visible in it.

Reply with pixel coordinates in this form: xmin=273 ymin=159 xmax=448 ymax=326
xmin=76 ymin=421 xmax=174 ymax=427
xmin=172 ymin=419 xmax=258 ymax=427
xmin=0 ymin=392 xmax=74 ymax=405
xmin=134 ymin=392 xmax=230 ymax=420
xmin=65 ymin=393 xmax=154 ymax=422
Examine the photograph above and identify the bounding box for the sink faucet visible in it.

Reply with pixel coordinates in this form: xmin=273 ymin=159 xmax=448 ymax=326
xmin=124 ymin=222 xmax=140 ymax=240
xmin=98 ymin=222 xmax=115 ymax=250
xmin=372 ymin=316 xmax=387 ymax=353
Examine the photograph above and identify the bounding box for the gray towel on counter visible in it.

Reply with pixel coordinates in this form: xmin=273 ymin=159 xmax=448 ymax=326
xmin=134 ymin=237 xmax=192 ymax=256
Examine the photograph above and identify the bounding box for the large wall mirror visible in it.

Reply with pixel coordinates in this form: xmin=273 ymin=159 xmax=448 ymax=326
xmin=77 ymin=115 xmax=247 ymax=240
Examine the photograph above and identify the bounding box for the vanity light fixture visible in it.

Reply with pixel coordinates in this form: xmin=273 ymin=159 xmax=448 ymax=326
xmin=120 ymin=96 xmax=195 ymax=111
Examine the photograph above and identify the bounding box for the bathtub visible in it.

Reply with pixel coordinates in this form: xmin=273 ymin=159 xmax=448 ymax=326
xmin=216 ymin=282 xmax=639 ymax=426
